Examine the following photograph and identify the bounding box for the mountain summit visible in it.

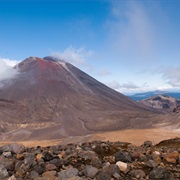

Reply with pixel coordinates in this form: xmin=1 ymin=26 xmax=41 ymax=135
xmin=0 ymin=57 xmax=158 ymax=140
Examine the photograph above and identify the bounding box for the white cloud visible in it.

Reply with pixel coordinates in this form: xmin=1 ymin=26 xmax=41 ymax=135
xmin=0 ymin=58 xmax=19 ymax=83
xmin=106 ymin=80 xmax=164 ymax=94
xmin=51 ymin=46 xmax=93 ymax=66
xmin=2 ymin=58 xmax=19 ymax=67
xmin=121 ymin=82 xmax=139 ymax=89
xmin=51 ymin=46 xmax=112 ymax=77
xmin=97 ymin=68 xmax=111 ymax=76
xmin=107 ymin=0 xmax=178 ymax=69
xmin=107 ymin=81 xmax=139 ymax=91
xmin=103 ymin=0 xmax=180 ymax=93
xmin=108 ymin=1 xmax=155 ymax=64
xmin=160 ymin=66 xmax=180 ymax=88
xmin=107 ymin=80 xmax=121 ymax=90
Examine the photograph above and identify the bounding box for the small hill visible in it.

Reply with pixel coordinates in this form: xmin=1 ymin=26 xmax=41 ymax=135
xmin=139 ymin=94 xmax=180 ymax=112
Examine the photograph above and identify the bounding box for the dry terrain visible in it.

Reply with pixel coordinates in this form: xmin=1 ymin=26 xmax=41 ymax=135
xmin=0 ymin=57 xmax=180 ymax=149
xmin=1 ymin=128 xmax=180 ymax=147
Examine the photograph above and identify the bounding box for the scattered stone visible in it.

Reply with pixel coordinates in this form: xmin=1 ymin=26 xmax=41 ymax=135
xmin=65 ymin=177 xmax=82 ymax=180
xmin=96 ymin=172 xmax=111 ymax=180
xmin=102 ymin=162 xmax=110 ymax=171
xmin=58 ymin=168 xmax=79 ymax=179
xmin=149 ymin=167 xmax=174 ymax=180
xmin=0 ymin=165 xmax=9 ymax=179
xmin=103 ymin=164 xmax=120 ymax=175
xmin=45 ymin=164 xmax=57 ymax=171
xmin=113 ymin=172 xmax=121 ymax=179
xmin=152 ymin=150 xmax=161 ymax=156
xmin=91 ymin=157 xmax=102 ymax=168
xmin=131 ymin=151 xmax=140 ymax=160
xmin=146 ymin=159 xmax=157 ymax=168
xmin=129 ymin=169 xmax=146 ymax=179
xmin=116 ymin=161 xmax=128 ymax=172
xmin=143 ymin=140 xmax=153 ymax=147
xmin=152 ymin=151 xmax=162 ymax=165
xmin=163 ymin=152 xmax=179 ymax=164
xmin=0 ymin=139 xmax=180 ymax=179
xmin=24 ymin=157 xmax=36 ymax=167
xmin=36 ymin=153 xmax=43 ymax=160
xmin=3 ymin=151 xmax=12 ymax=158
xmin=0 ymin=157 xmax=14 ymax=171
xmin=1 ymin=144 xmax=25 ymax=154
xmin=8 ymin=175 xmax=17 ymax=180
xmin=78 ymin=150 xmax=97 ymax=160
xmin=28 ymin=170 xmax=39 ymax=179
xmin=33 ymin=165 xmax=45 ymax=174
xmin=16 ymin=164 xmax=27 ymax=177
xmin=16 ymin=154 xmax=24 ymax=160
xmin=115 ymin=151 xmax=132 ymax=162
xmin=49 ymin=158 xmax=61 ymax=168
xmin=42 ymin=170 xmax=57 ymax=178
xmin=59 ymin=151 xmax=66 ymax=159
xmin=83 ymin=165 xmax=98 ymax=178
xmin=15 ymin=161 xmax=24 ymax=171
xmin=42 ymin=151 xmax=54 ymax=161
xmin=12 ymin=144 xmax=26 ymax=154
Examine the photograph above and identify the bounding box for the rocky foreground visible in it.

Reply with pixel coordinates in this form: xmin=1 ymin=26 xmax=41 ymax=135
xmin=1 ymin=138 xmax=180 ymax=180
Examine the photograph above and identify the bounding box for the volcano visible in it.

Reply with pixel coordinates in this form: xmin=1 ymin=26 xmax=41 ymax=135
xmin=0 ymin=57 xmax=159 ymax=140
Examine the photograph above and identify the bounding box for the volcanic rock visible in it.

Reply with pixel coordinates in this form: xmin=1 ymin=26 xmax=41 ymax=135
xmin=149 ymin=167 xmax=174 ymax=180
xmin=115 ymin=151 xmax=132 ymax=163
xmin=1 ymin=144 xmax=25 ymax=154
xmin=58 ymin=167 xmax=79 ymax=179
xmin=28 ymin=170 xmax=39 ymax=179
xmin=129 ymin=169 xmax=146 ymax=179
xmin=102 ymin=164 xmax=120 ymax=176
xmin=42 ymin=170 xmax=57 ymax=179
xmin=82 ymin=165 xmax=98 ymax=178
xmin=163 ymin=152 xmax=179 ymax=164
xmin=146 ymin=159 xmax=157 ymax=168
xmin=96 ymin=172 xmax=111 ymax=180
xmin=0 ymin=165 xmax=8 ymax=179
xmin=0 ymin=138 xmax=180 ymax=179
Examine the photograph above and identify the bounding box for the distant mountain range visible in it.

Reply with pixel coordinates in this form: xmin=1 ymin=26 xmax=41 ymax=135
xmin=128 ymin=91 xmax=180 ymax=101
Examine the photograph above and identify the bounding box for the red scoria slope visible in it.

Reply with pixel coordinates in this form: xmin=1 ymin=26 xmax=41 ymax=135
xmin=0 ymin=57 xmax=159 ymax=140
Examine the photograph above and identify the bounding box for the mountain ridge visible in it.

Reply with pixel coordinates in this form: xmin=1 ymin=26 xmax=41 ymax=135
xmin=0 ymin=56 xmax=160 ymax=141
xmin=128 ymin=90 xmax=180 ymax=101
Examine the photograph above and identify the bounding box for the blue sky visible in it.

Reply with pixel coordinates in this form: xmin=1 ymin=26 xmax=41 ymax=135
xmin=0 ymin=0 xmax=180 ymax=94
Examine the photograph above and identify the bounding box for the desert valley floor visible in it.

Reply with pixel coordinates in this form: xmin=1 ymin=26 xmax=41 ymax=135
xmin=1 ymin=128 xmax=180 ymax=147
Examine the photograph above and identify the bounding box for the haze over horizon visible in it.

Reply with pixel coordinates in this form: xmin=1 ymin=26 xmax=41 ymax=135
xmin=0 ymin=0 xmax=180 ymax=94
